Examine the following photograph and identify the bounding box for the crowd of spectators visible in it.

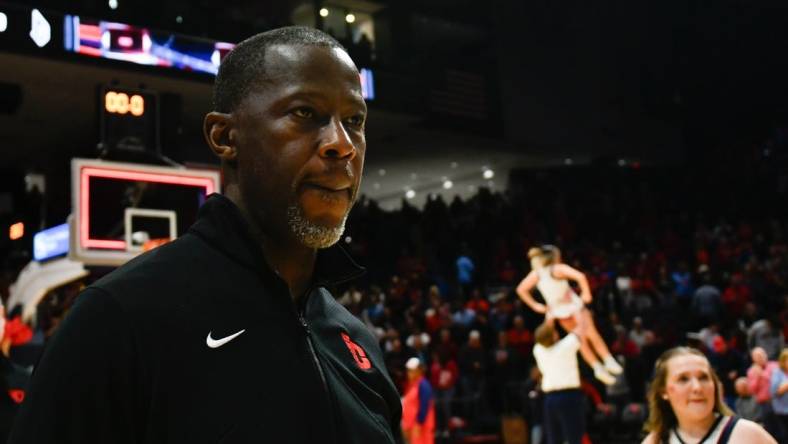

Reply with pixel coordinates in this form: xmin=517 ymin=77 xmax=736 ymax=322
xmin=333 ymin=160 xmax=788 ymax=441
xmin=0 ymin=156 xmax=786 ymax=442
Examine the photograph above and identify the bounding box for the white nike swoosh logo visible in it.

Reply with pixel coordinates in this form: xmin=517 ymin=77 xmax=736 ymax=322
xmin=206 ymin=329 xmax=246 ymax=348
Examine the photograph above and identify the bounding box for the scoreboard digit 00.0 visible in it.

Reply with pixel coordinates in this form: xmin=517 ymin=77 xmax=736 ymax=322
xmin=99 ymin=86 xmax=159 ymax=153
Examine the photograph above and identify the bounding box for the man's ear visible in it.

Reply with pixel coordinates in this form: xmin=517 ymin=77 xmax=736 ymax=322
xmin=203 ymin=112 xmax=237 ymax=161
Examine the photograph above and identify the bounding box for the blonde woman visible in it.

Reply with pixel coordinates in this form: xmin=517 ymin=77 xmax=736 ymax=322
xmin=642 ymin=347 xmax=776 ymax=444
xmin=516 ymin=245 xmax=621 ymax=385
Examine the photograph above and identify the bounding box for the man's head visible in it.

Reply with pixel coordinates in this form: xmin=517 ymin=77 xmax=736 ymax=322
xmin=734 ymin=377 xmax=750 ymax=397
xmin=405 ymin=357 xmax=424 ymax=381
xmin=204 ymin=27 xmax=367 ymax=249
xmin=468 ymin=330 xmax=481 ymax=348
xmin=751 ymin=347 xmax=768 ymax=366
xmin=534 ymin=321 xmax=558 ymax=348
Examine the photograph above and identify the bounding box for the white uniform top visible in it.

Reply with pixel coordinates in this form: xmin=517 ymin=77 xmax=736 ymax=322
xmin=668 ymin=415 xmax=733 ymax=444
xmin=533 ymin=333 xmax=581 ymax=392
xmin=535 ymin=267 xmax=584 ymax=318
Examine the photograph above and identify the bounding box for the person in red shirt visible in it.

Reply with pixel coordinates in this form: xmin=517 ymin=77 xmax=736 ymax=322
xmin=434 ymin=328 xmax=458 ymax=362
xmin=722 ymin=273 xmax=752 ymax=319
xmin=429 ymin=351 xmax=458 ymax=437
xmin=747 ymin=347 xmax=781 ymax=438
xmin=507 ymin=315 xmax=534 ymax=360
xmin=610 ymin=325 xmax=640 ymax=359
xmin=402 ymin=358 xmax=436 ymax=444
xmin=465 ymin=288 xmax=490 ymax=314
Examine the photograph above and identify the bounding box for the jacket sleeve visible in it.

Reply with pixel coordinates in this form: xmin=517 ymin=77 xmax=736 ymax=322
xmin=8 ymin=287 xmax=141 ymax=444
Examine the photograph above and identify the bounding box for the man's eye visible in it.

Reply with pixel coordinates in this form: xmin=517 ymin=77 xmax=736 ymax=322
xmin=345 ymin=115 xmax=365 ymax=127
xmin=292 ymin=107 xmax=314 ymax=119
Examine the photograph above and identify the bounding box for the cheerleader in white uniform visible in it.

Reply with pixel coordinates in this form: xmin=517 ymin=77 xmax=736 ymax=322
xmin=517 ymin=245 xmax=622 ymax=385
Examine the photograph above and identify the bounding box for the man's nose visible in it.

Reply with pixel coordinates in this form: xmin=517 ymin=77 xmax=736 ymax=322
xmin=318 ymin=117 xmax=356 ymax=160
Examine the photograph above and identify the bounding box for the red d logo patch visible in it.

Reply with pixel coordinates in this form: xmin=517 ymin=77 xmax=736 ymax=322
xmin=341 ymin=332 xmax=372 ymax=370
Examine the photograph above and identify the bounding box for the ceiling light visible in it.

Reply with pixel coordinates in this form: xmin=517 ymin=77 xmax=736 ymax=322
xmin=319 ymin=8 xmax=329 ymax=17
xmin=442 ymin=180 xmax=453 ymax=189
xmin=483 ymin=169 xmax=494 ymax=179
xmin=405 ymin=190 xmax=416 ymax=199
xmin=345 ymin=13 xmax=355 ymax=23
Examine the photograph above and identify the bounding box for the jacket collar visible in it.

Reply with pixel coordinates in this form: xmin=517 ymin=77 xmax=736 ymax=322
xmin=188 ymin=194 xmax=365 ymax=287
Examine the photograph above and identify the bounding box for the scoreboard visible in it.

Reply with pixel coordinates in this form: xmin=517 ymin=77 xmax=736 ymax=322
xmin=99 ymin=86 xmax=159 ymax=153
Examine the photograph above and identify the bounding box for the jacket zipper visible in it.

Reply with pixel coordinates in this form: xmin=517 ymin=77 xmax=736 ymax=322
xmin=298 ymin=311 xmax=329 ymax=394
xmin=295 ymin=287 xmax=338 ymax=443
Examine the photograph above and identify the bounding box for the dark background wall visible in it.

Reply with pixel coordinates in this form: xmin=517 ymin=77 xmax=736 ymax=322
xmin=493 ymin=0 xmax=788 ymax=163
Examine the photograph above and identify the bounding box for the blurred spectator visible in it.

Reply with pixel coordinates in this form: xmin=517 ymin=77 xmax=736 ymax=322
xmin=708 ymin=334 xmax=746 ymax=410
xmin=723 ymin=273 xmax=752 ymax=319
xmin=458 ymin=330 xmax=486 ymax=421
xmin=748 ymin=315 xmax=786 ymax=360
xmin=735 ymin=376 xmax=762 ymax=422
xmin=465 ymin=288 xmax=490 ymax=315
xmin=628 ymin=316 xmax=651 ymax=351
xmin=671 ymin=261 xmax=694 ymax=308
xmin=434 ymin=328 xmax=458 ymax=362
xmin=456 ymin=246 xmax=475 ymax=298
xmin=451 ymin=302 xmax=476 ymax=329
xmin=506 ymin=315 xmax=534 ymax=361
xmin=407 ymin=332 xmax=431 ymax=367
xmin=402 ymin=358 xmax=436 ymax=444
xmin=747 ymin=347 xmax=781 ymax=438
xmin=384 ymin=337 xmax=410 ymax=391
xmin=429 ymin=350 xmax=458 ymax=438
xmin=337 ymin=284 xmax=362 ymax=308
xmin=769 ymin=348 xmax=788 ymax=440
xmin=362 ymin=292 xmax=386 ymax=326
xmin=490 ymin=331 xmax=519 ymax=414
xmin=610 ymin=325 xmax=639 ymax=359
xmin=691 ymin=270 xmax=722 ymax=328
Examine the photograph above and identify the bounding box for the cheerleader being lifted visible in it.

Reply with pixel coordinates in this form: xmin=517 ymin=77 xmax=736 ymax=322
xmin=517 ymin=245 xmax=622 ymax=385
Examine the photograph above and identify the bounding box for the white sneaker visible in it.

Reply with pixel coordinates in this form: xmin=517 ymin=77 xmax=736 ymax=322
xmin=604 ymin=356 xmax=624 ymax=375
xmin=594 ymin=367 xmax=616 ymax=385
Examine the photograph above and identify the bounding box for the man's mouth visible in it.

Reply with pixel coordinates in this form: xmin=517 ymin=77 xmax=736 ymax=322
xmin=301 ymin=183 xmax=352 ymax=202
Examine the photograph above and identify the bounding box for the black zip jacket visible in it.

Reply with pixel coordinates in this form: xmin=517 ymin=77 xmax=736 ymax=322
xmin=8 ymin=194 xmax=402 ymax=443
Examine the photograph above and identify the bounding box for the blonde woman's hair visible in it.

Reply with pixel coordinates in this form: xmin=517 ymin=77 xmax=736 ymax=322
xmin=528 ymin=245 xmax=561 ymax=270
xmin=780 ymin=348 xmax=788 ymax=370
xmin=643 ymin=347 xmax=733 ymax=443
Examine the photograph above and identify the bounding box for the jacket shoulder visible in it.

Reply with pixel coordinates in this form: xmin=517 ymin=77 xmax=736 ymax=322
xmin=89 ymin=232 xmax=232 ymax=314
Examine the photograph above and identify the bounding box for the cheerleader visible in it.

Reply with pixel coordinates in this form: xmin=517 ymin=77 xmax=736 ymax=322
xmin=517 ymin=245 xmax=622 ymax=385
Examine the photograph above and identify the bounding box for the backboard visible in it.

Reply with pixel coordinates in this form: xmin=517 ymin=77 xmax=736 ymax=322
xmin=70 ymin=158 xmax=221 ymax=266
